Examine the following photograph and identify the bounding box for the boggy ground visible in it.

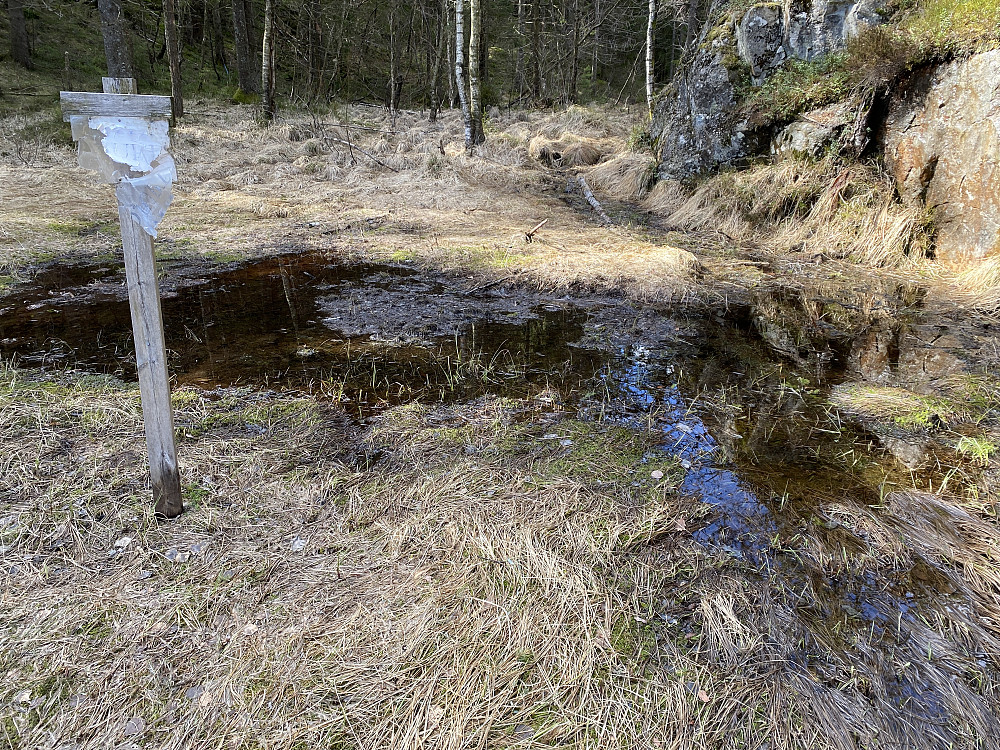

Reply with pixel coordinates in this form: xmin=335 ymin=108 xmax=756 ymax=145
xmin=2 ymin=102 xmax=1000 ymax=750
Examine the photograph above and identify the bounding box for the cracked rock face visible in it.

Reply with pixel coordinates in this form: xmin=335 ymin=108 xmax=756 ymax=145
xmin=883 ymin=50 xmax=1000 ymax=263
xmin=651 ymin=48 xmax=750 ymax=180
xmin=737 ymin=5 xmax=786 ymax=81
xmin=783 ymin=0 xmax=881 ymax=61
xmin=736 ymin=0 xmax=883 ymax=74
xmin=652 ymin=0 xmax=881 ymax=180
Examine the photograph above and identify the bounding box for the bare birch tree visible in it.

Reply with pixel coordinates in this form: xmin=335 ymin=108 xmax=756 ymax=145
xmin=455 ymin=0 xmax=473 ymax=149
xmin=261 ymin=0 xmax=276 ymax=120
xmin=468 ymin=0 xmax=485 ymax=146
xmin=388 ymin=3 xmax=398 ymax=112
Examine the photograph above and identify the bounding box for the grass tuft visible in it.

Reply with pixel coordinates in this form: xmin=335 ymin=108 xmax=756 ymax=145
xmin=650 ymin=158 xmax=931 ymax=267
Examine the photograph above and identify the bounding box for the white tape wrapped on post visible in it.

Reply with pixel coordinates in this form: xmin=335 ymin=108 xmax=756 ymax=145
xmin=69 ymin=115 xmax=176 ymax=238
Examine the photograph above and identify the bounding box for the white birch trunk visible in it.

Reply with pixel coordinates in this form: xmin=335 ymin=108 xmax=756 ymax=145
xmin=455 ymin=0 xmax=472 ymax=149
xmin=261 ymin=0 xmax=275 ymax=120
xmin=468 ymin=0 xmax=484 ymax=146
xmin=646 ymin=0 xmax=656 ymax=116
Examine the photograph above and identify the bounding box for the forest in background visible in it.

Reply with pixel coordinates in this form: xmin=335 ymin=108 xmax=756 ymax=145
xmin=0 ymin=0 xmax=709 ymax=113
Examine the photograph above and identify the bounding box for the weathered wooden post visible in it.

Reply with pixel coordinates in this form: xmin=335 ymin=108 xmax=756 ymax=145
xmin=60 ymin=78 xmax=183 ymax=519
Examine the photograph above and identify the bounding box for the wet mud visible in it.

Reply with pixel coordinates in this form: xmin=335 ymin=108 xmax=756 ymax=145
xmin=2 ymin=251 xmax=999 ymax=745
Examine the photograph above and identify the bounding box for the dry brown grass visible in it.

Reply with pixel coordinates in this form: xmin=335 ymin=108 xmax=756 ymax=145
xmin=584 ymin=154 xmax=657 ymax=202
xmin=518 ymin=240 xmax=702 ymax=300
xmin=3 ymin=364 xmax=1000 ymax=749
xmin=646 ymin=158 xmax=932 ymax=268
xmin=0 ymin=367 xmax=703 ymax=749
xmin=1 ymin=103 xmax=692 ymax=300
xmin=640 ymin=179 xmax=686 ymax=215
xmin=947 ymin=255 xmax=1000 ymax=313
xmin=771 ymin=167 xmax=931 ymax=267
xmin=526 ymin=134 xmax=604 ymax=168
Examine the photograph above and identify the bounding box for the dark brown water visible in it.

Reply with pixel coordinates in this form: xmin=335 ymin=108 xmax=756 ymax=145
xmin=0 ymin=254 xmax=603 ymax=410
xmin=2 ymin=252 xmax=998 ymax=746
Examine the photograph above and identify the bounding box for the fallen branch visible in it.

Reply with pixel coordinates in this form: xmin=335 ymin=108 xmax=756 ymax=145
xmin=525 ymin=219 xmax=548 ymax=242
xmin=577 ymin=176 xmax=612 ymax=224
xmin=332 ymin=122 xmax=398 ymax=135
xmin=326 ymin=137 xmax=400 ymax=172
xmin=464 ymin=272 xmax=520 ymax=295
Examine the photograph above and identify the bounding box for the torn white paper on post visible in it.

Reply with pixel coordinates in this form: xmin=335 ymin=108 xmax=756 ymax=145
xmin=116 ymin=154 xmax=177 ymax=237
xmin=69 ymin=115 xmax=175 ymax=238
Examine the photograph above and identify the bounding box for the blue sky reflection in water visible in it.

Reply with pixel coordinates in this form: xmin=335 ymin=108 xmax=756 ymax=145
xmin=603 ymin=345 xmax=778 ymax=562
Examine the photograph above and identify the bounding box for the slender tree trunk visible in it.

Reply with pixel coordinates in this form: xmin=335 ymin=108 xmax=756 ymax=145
xmin=477 ymin=0 xmax=487 ymax=90
xmin=447 ymin=1 xmax=455 ymax=107
xmin=468 ymin=0 xmax=485 ymax=145
xmin=530 ymin=0 xmax=541 ymax=99
xmin=455 ymin=0 xmax=472 ymax=147
xmin=515 ymin=0 xmax=524 ymax=100
xmin=307 ymin=0 xmax=320 ymax=97
xmin=429 ymin=0 xmax=447 ymax=122
xmin=646 ymin=0 xmax=656 ymax=115
xmin=261 ymin=0 xmax=275 ymax=119
xmin=684 ymin=0 xmax=697 ymax=53
xmin=163 ymin=0 xmax=184 ymax=118
xmin=569 ymin=0 xmax=580 ymax=103
xmin=98 ymin=0 xmax=134 ymax=78
xmin=6 ymin=0 xmax=31 ymax=69
xmin=388 ymin=4 xmax=398 ymax=110
xmin=330 ymin=0 xmax=349 ymax=96
xmin=592 ymin=0 xmax=601 ymax=86
xmin=211 ymin=1 xmax=226 ymax=79
xmin=669 ymin=6 xmax=678 ymax=81
xmin=198 ymin=0 xmax=210 ymax=78
xmin=232 ymin=0 xmax=258 ymax=93
xmin=401 ymin=1 xmax=416 ymax=106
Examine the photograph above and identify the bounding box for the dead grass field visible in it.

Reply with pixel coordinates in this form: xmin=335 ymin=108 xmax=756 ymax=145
xmin=0 ymin=96 xmax=993 ymax=319
xmin=3 ymin=100 xmax=996 ymax=313
xmin=0 ymin=103 xmax=709 ymax=304
xmin=3 ymin=101 xmax=1000 ymax=750
xmin=4 ymin=365 xmax=1000 ymax=750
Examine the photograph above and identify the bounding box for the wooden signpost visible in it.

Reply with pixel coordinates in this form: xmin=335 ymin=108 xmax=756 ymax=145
xmin=60 ymin=78 xmax=183 ymax=519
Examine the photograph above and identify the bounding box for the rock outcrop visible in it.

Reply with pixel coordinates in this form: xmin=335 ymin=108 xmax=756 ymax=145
xmin=783 ymin=0 xmax=882 ymax=61
xmin=737 ymin=5 xmax=785 ymax=82
xmin=651 ymin=47 xmax=750 ymax=180
xmin=771 ymin=102 xmax=849 ymax=156
xmin=883 ymin=50 xmax=1000 ymax=263
xmin=652 ymin=0 xmax=881 ymax=179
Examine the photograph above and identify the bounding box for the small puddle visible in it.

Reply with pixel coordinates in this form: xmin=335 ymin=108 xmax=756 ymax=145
xmin=0 ymin=254 xmax=604 ymax=412
xmin=598 ymin=329 xmax=1000 ymax=741
xmin=2 ymin=251 xmax=998 ymax=741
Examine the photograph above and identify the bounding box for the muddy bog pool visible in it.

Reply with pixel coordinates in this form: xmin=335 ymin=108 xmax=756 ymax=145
xmin=3 ymin=251 xmax=1000 ymax=742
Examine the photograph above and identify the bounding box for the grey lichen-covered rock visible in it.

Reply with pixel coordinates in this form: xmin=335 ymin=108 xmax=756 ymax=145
xmin=652 ymin=0 xmax=883 ymax=180
xmin=732 ymin=0 xmax=883 ymax=77
xmin=771 ymin=103 xmax=849 ymax=156
xmin=883 ymin=50 xmax=1000 ymax=263
xmin=737 ymin=4 xmax=786 ymax=81
xmin=650 ymin=48 xmax=751 ymax=180
xmin=783 ymin=0 xmax=882 ymax=61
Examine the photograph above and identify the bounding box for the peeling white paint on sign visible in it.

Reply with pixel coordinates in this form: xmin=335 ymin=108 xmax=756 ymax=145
xmin=69 ymin=115 xmax=176 ymax=238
